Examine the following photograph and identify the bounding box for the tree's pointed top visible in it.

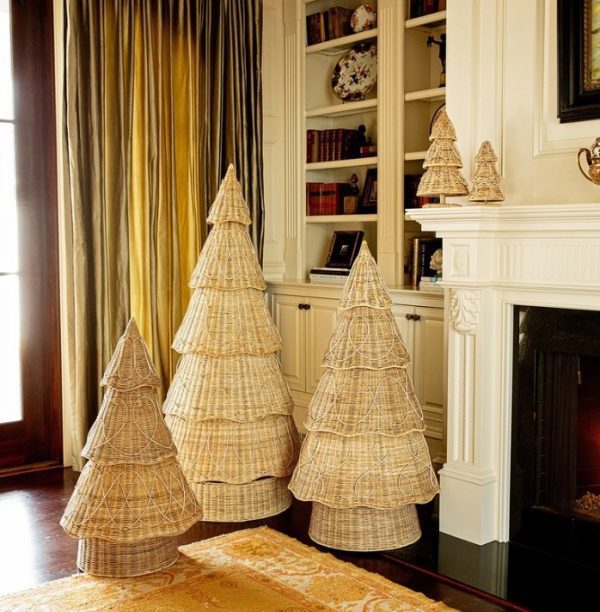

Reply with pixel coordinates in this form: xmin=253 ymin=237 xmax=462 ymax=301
xmin=339 ymin=241 xmax=392 ymax=310
xmin=101 ymin=317 xmax=161 ymax=390
xmin=430 ymin=108 xmax=457 ymax=141
xmin=207 ymin=164 xmax=252 ymax=226
xmin=475 ymin=140 xmax=498 ymax=163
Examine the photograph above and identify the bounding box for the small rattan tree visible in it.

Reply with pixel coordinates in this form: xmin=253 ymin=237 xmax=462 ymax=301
xmin=163 ymin=164 xmax=300 ymax=522
xmin=61 ymin=318 xmax=201 ymax=577
xmin=289 ymin=242 xmax=439 ymax=551
xmin=417 ymin=108 xmax=469 ymax=205
xmin=468 ymin=140 xmax=504 ymax=204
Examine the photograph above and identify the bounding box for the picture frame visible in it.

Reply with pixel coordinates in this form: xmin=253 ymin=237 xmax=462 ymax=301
xmin=325 ymin=230 xmax=364 ymax=268
xmin=558 ymin=0 xmax=600 ymax=123
xmin=359 ymin=168 xmax=377 ymax=213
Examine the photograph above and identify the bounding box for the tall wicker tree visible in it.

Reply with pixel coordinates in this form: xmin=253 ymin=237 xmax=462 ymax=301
xmin=468 ymin=140 xmax=504 ymax=204
xmin=163 ymin=164 xmax=300 ymax=522
xmin=417 ymin=107 xmax=469 ymax=205
xmin=61 ymin=318 xmax=201 ymax=577
xmin=289 ymin=242 xmax=439 ymax=551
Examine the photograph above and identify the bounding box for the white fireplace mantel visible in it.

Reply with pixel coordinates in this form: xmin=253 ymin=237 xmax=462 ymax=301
xmin=406 ymin=203 xmax=600 ymax=545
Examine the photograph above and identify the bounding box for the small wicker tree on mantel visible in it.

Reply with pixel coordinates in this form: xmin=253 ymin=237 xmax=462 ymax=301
xmin=289 ymin=242 xmax=439 ymax=551
xmin=61 ymin=318 xmax=201 ymax=577
xmin=417 ymin=107 xmax=469 ymax=206
xmin=468 ymin=140 xmax=504 ymax=205
xmin=163 ymin=164 xmax=300 ymax=522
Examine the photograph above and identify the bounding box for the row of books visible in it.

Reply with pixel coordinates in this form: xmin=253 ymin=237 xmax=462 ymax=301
xmin=306 ymin=6 xmax=353 ymax=46
xmin=404 ymin=174 xmax=440 ymax=208
xmin=407 ymin=0 xmax=446 ymax=19
xmin=306 ymin=182 xmax=352 ymax=216
xmin=411 ymin=237 xmax=442 ymax=287
xmin=307 ymin=129 xmax=373 ymax=163
xmin=419 ymin=276 xmax=443 ymax=293
xmin=309 ymin=267 xmax=350 ymax=285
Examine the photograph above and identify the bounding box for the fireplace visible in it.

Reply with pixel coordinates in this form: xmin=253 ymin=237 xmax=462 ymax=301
xmin=511 ymin=306 xmax=600 ymax=566
xmin=406 ymin=203 xmax=600 ymax=545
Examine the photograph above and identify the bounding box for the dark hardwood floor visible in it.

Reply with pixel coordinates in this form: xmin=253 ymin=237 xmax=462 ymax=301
xmin=0 ymin=468 xmax=525 ymax=610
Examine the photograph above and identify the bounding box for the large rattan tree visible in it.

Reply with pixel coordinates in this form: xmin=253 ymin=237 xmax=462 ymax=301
xmin=61 ymin=318 xmax=201 ymax=577
xmin=289 ymin=242 xmax=439 ymax=551
xmin=163 ymin=164 xmax=300 ymax=522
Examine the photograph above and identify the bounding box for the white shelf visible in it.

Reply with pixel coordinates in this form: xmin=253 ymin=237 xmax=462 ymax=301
xmin=306 ymin=99 xmax=377 ymax=118
xmin=306 ymin=157 xmax=377 ymax=171
xmin=306 ymin=214 xmax=377 ymax=224
xmin=405 ymin=11 xmax=446 ymax=31
xmin=404 ymin=87 xmax=445 ymax=103
xmin=405 ymin=151 xmax=427 ymax=161
xmin=306 ymin=29 xmax=378 ymax=54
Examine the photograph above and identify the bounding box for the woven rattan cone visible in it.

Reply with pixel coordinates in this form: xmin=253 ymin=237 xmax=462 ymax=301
xmin=304 ymin=368 xmax=424 ymax=436
xmin=189 ymin=222 xmax=265 ymax=291
xmin=429 ymin=107 xmax=457 ymax=141
xmin=323 ymin=307 xmax=411 ymax=370
xmin=101 ymin=318 xmax=161 ymax=391
xmin=289 ymin=430 xmax=439 ymax=508
xmin=194 ymin=477 xmax=292 ymax=522
xmin=172 ymin=287 xmax=281 ymax=356
xmin=61 ymin=458 xmax=201 ymax=542
xmin=166 ymin=413 xmax=300 ymax=483
xmin=416 ymin=166 xmax=469 ymax=197
xmin=77 ymin=537 xmax=178 ymax=577
xmin=163 ymin=354 xmax=293 ymax=422
xmin=82 ymin=387 xmax=176 ymax=464
xmin=422 ymin=139 xmax=464 ymax=168
xmin=206 ymin=164 xmax=252 ymax=226
xmin=338 ymin=242 xmax=392 ymax=310
xmin=309 ymin=503 xmax=421 ymax=552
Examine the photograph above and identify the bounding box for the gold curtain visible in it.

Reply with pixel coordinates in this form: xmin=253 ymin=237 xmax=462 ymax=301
xmin=63 ymin=0 xmax=263 ymax=468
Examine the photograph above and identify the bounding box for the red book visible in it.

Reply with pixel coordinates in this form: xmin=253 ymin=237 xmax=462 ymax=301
xmin=423 ymin=0 xmax=437 ymax=16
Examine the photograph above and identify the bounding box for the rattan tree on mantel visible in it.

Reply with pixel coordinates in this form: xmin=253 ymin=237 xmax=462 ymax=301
xmin=163 ymin=164 xmax=300 ymax=522
xmin=289 ymin=242 xmax=439 ymax=551
xmin=61 ymin=318 xmax=202 ymax=577
xmin=468 ymin=140 xmax=505 ymax=205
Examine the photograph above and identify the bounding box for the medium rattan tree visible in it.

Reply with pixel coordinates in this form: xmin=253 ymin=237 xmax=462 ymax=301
xmin=468 ymin=140 xmax=504 ymax=204
xmin=289 ymin=242 xmax=439 ymax=551
xmin=417 ymin=107 xmax=469 ymax=205
xmin=61 ymin=318 xmax=201 ymax=577
xmin=163 ymin=164 xmax=300 ymax=522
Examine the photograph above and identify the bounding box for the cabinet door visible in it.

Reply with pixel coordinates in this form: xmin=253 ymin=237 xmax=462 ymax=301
xmin=412 ymin=306 xmax=445 ymax=443
xmin=392 ymin=304 xmax=416 ymax=382
xmin=305 ymin=297 xmax=338 ymax=394
xmin=272 ymin=294 xmax=306 ymax=392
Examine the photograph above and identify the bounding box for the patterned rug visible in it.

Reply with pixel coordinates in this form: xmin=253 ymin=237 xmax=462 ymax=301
xmin=0 ymin=527 xmax=452 ymax=611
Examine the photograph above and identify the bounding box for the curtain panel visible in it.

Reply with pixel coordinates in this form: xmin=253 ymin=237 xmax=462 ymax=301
xmin=63 ymin=0 xmax=264 ymax=468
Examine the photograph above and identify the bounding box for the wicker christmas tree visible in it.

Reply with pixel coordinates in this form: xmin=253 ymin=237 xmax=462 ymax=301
xmin=468 ymin=140 xmax=504 ymax=204
xmin=61 ymin=318 xmax=201 ymax=577
xmin=417 ymin=107 xmax=469 ymax=205
xmin=163 ymin=164 xmax=300 ymax=522
xmin=289 ymin=242 xmax=439 ymax=551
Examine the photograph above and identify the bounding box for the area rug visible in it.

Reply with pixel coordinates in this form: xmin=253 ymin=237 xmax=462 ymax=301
xmin=0 ymin=527 xmax=452 ymax=611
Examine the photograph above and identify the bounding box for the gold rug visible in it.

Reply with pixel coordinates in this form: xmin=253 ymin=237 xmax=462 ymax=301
xmin=0 ymin=527 xmax=452 ymax=611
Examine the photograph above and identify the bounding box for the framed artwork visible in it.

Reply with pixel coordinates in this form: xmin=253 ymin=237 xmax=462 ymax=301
xmin=558 ymin=0 xmax=600 ymax=122
xmin=359 ymin=168 xmax=377 ymax=213
xmin=325 ymin=230 xmax=364 ymax=268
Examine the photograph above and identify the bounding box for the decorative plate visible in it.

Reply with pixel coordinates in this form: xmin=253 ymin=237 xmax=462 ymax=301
xmin=351 ymin=4 xmax=377 ymax=33
xmin=331 ymin=43 xmax=377 ymax=102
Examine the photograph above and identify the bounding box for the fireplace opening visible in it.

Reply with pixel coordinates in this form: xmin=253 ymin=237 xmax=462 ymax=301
xmin=511 ymin=306 xmax=600 ymax=568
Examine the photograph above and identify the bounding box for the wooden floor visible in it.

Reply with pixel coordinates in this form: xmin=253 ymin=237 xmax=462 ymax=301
xmin=0 ymin=468 xmax=524 ymax=611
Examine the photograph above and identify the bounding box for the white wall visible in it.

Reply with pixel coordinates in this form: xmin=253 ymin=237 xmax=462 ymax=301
xmin=447 ymin=0 xmax=600 ymax=205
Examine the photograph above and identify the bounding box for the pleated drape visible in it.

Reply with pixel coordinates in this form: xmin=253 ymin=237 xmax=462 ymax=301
xmin=63 ymin=0 xmax=264 ymax=468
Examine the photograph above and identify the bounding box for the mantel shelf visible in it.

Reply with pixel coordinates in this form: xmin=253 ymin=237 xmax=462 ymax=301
xmin=405 ymin=11 xmax=446 ymax=31
xmin=306 ymin=157 xmax=377 ymax=170
xmin=404 ymin=87 xmax=446 ymax=103
xmin=305 ymin=28 xmax=378 ymax=54
xmin=306 ymin=213 xmax=377 ymax=224
xmin=306 ymin=99 xmax=377 ymax=118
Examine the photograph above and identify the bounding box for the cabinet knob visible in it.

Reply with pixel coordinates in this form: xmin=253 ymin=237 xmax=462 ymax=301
xmin=405 ymin=313 xmax=414 ymax=320
xmin=413 ymin=314 xmax=421 ymax=321
xmin=298 ymin=303 xmax=311 ymax=310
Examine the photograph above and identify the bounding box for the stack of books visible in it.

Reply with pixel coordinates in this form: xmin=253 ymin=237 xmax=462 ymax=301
xmin=419 ymin=276 xmax=443 ymax=292
xmin=411 ymin=237 xmax=443 ymax=286
xmin=306 ymin=182 xmax=351 ymax=216
xmin=408 ymin=0 xmax=446 ymax=19
xmin=306 ymin=129 xmax=360 ymax=163
xmin=309 ymin=267 xmax=351 ymax=285
xmin=306 ymin=6 xmax=354 ymax=46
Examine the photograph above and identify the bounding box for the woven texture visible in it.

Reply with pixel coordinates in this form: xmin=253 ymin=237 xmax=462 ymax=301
xmin=469 ymin=140 xmax=504 ymax=203
xmin=61 ymin=318 xmax=201 ymax=576
xmin=309 ymin=503 xmax=421 ymax=552
xmin=77 ymin=537 xmax=178 ymax=578
xmin=189 ymin=222 xmax=265 ymax=290
xmin=166 ymin=413 xmax=300 ymax=483
xmin=289 ymin=243 xmax=439 ymax=551
xmin=194 ymin=478 xmax=293 ymax=522
xmin=0 ymin=528 xmax=455 ymax=610
xmin=163 ymin=354 xmax=293 ymax=422
xmin=165 ymin=165 xmax=300 ymax=522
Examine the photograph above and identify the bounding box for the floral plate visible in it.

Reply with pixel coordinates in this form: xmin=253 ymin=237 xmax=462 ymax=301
xmin=331 ymin=43 xmax=377 ymax=102
xmin=351 ymin=4 xmax=377 ymax=33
